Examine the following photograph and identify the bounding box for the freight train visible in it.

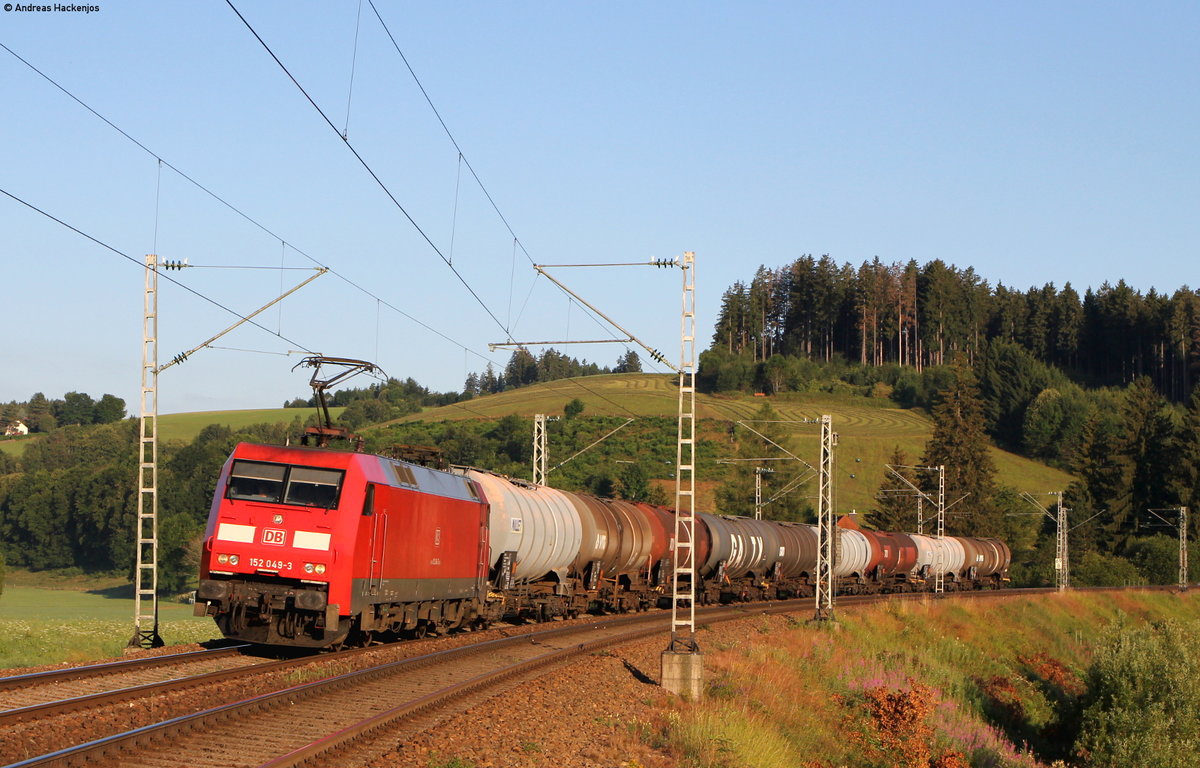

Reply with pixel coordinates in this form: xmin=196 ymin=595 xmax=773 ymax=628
xmin=195 ymin=442 xmax=1011 ymax=648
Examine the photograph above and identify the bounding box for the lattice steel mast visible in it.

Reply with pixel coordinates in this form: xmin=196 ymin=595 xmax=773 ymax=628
xmin=1055 ymin=491 xmax=1069 ymax=591
xmin=934 ymin=464 xmax=946 ymax=594
xmin=1020 ymin=490 xmax=1071 ymax=591
xmin=131 ymin=254 xmax=163 ymax=648
xmin=533 ymin=413 xmax=549 ymax=485
xmin=813 ymin=415 xmax=837 ymax=620
xmin=129 ymin=261 xmax=326 ymax=648
xmin=668 ymin=252 xmax=698 ymax=652
xmin=1180 ymin=506 xmax=1189 ymax=591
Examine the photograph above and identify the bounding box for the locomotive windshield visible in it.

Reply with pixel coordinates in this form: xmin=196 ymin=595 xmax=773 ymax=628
xmin=228 ymin=460 xmax=344 ymax=508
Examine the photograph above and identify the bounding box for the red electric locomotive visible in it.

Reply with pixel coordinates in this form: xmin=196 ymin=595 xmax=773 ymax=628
xmin=195 ymin=443 xmax=488 ymax=647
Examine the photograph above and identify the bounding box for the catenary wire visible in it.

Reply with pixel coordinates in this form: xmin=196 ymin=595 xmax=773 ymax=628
xmin=5 ymin=35 xmax=661 ymax=415
xmin=0 ymin=39 xmax=502 ymax=371
xmin=362 ymin=3 xmax=663 ymax=370
xmin=366 ymin=0 xmax=536 ymax=269
xmin=224 ymin=0 xmax=511 ymax=340
xmin=0 ymin=186 xmax=316 ymax=356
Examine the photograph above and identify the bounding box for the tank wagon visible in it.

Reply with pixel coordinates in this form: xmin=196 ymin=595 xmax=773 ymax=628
xmin=195 ymin=442 xmax=1010 ymax=648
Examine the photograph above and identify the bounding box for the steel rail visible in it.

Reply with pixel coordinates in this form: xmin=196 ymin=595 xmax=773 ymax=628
xmin=3 ymin=585 xmax=1175 ymax=768
xmin=254 ymin=588 xmax=1087 ymax=767
xmin=1 ymin=609 xmax=743 ymax=768
xmin=0 ymin=644 xmax=248 ymax=694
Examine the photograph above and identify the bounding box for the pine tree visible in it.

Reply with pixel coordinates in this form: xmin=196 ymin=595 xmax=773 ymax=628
xmin=1122 ymin=377 xmax=1184 ymax=531
xmin=613 ymin=351 xmax=642 ymax=373
xmin=919 ymin=358 xmax=1001 ymax=536
xmin=870 ymin=446 xmax=919 ymax=531
xmin=1072 ymin=405 xmax=1134 ymax=553
xmin=462 ymin=372 xmax=479 ymax=395
xmin=1179 ymin=385 xmax=1200 ymax=542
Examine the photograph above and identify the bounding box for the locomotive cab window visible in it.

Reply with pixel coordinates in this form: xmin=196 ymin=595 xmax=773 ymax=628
xmin=227 ymin=460 xmax=286 ymax=502
xmin=285 ymin=466 xmax=344 ymax=508
xmin=227 ymin=460 xmax=344 ymax=508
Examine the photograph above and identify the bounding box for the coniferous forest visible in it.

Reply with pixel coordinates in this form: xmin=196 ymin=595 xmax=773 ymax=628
xmin=706 ymin=256 xmax=1199 ymax=400
xmin=702 ymin=256 xmax=1200 ymax=586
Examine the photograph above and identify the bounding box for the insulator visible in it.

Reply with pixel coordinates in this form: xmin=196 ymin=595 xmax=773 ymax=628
xmin=161 ymin=260 xmax=190 ymax=271
xmin=172 ymin=352 xmax=190 ymax=366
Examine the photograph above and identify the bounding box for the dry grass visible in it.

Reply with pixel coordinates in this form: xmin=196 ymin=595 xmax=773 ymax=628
xmin=651 ymin=590 xmax=1200 ymax=767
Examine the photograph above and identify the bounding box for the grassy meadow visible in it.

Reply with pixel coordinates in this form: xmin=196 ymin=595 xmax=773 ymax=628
xmin=0 ymin=406 xmax=343 ymax=458
xmin=0 ymin=571 xmax=217 ymax=670
xmin=378 ymin=374 xmax=1074 ymax=513
xmin=6 ymin=377 xmax=1069 ymax=515
xmin=0 ymin=436 xmax=35 ymax=457
xmin=653 ymin=589 xmax=1200 ymax=768
xmin=156 ymin=406 xmax=344 ymax=443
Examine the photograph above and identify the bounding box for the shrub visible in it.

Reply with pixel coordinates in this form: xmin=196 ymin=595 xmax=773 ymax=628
xmin=1075 ymin=619 xmax=1200 ymax=767
xmin=1070 ymin=551 xmax=1143 ymax=587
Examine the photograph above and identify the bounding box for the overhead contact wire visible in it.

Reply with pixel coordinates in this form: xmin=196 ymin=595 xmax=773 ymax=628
xmin=224 ymin=0 xmax=511 ymax=339
xmin=342 ymin=0 xmax=364 ymax=140
xmin=0 ymin=40 xmax=500 ymax=369
xmin=0 ymin=186 xmax=316 ymax=355
xmin=366 ymin=0 xmax=536 ymax=268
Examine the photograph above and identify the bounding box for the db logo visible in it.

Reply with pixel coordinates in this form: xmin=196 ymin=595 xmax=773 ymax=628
xmin=261 ymin=528 xmax=287 ymax=546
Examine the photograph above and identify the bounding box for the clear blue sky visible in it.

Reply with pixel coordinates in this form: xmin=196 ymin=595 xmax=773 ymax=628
xmin=2 ymin=2 xmax=1197 ymax=413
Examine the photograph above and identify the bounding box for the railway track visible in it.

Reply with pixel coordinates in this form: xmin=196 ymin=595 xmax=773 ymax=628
xmin=0 ymin=645 xmax=254 ymax=722
xmin=0 ymin=586 xmax=1166 ymax=768
xmin=4 ymin=608 xmax=694 ymax=768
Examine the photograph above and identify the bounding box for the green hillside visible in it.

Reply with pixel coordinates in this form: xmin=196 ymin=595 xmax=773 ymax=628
xmin=375 ymin=373 xmax=1075 ymax=514
xmin=156 ymin=406 xmax=343 ymax=443
xmin=0 ymin=406 xmax=341 ymax=458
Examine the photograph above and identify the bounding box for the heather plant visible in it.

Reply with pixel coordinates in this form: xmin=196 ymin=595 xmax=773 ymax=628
xmin=1073 ymin=618 xmax=1200 ymax=767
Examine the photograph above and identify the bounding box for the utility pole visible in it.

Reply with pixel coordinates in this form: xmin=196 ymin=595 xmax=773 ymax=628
xmin=1180 ymin=506 xmax=1189 ymax=591
xmin=132 ymin=254 xmax=162 ymax=649
xmin=753 ymin=466 xmax=775 ymax=520
xmin=485 ymin=252 xmax=700 ymax=693
xmin=663 ymin=252 xmax=702 ymax=697
xmin=129 ymin=258 xmax=326 ymax=649
xmin=1142 ymin=506 xmax=1190 ymax=590
xmin=886 ymin=463 xmax=965 ymax=595
xmin=1055 ymin=491 xmax=1069 ymax=591
xmin=813 ymin=415 xmax=837 ymax=621
xmin=935 ymin=464 xmax=945 ymax=594
xmin=532 ymin=413 xmax=551 ymax=485
xmin=1020 ymin=491 xmax=1071 ymax=591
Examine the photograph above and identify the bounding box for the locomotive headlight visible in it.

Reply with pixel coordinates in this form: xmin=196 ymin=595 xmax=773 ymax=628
xmin=315 ymin=564 xmax=326 ymax=575
xmin=228 ymin=554 xmax=240 ymax=566
xmin=304 ymin=563 xmax=314 ymax=574
xmin=217 ymin=554 xmax=229 ymax=565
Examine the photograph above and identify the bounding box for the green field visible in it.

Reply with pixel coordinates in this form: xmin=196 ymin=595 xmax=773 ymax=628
xmin=156 ymin=406 xmax=344 ymax=443
xmin=0 ymin=585 xmax=217 ymax=669
xmin=0 ymin=437 xmax=35 ymax=457
xmin=377 ymin=373 xmax=1075 ymax=513
xmin=0 ymin=406 xmax=344 ymax=457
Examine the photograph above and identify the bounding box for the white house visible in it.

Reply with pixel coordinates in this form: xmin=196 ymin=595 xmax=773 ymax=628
xmin=3 ymin=421 xmax=28 ymax=437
